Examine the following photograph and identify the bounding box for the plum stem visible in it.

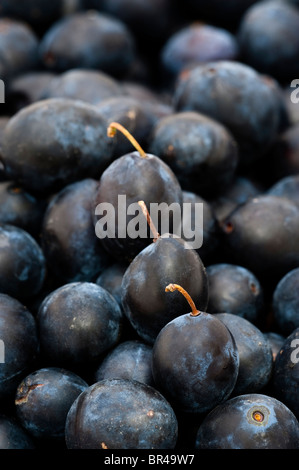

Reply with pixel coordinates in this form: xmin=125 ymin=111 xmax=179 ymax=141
xmin=107 ymin=121 xmax=147 ymax=158
xmin=165 ymin=283 xmax=200 ymax=316
xmin=138 ymin=200 xmax=160 ymax=242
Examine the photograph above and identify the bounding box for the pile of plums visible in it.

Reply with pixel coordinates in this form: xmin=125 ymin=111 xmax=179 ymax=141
xmin=0 ymin=0 xmax=299 ymax=451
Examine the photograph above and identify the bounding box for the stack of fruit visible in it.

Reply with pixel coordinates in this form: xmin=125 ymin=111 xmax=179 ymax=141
xmin=0 ymin=0 xmax=299 ymax=451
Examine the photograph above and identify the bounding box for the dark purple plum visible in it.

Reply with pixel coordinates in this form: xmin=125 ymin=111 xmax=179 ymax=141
xmin=41 ymin=178 xmax=111 ymax=284
xmin=214 ymin=313 xmax=273 ymax=395
xmin=173 ymin=61 xmax=281 ymax=166
xmin=220 ymin=195 xmax=299 ymax=286
xmin=94 ymin=339 xmax=154 ymax=387
xmin=0 ymin=181 xmax=46 ymax=238
xmin=148 ymin=111 xmax=238 ymax=197
xmin=39 ymin=11 xmax=136 ymax=78
xmin=267 ymin=175 xmax=299 ymax=209
xmin=206 ymin=264 xmax=265 ymax=327
xmin=0 ymin=224 xmax=46 ymax=301
xmin=195 ymin=393 xmax=299 ymax=449
xmin=161 ymin=22 xmax=238 ymax=80
xmin=0 ymin=18 xmax=39 ymax=81
xmin=151 ymin=284 xmax=239 ymax=414
xmin=15 ymin=367 xmax=88 ymax=441
xmin=65 ymin=378 xmax=178 ymax=449
xmin=1 ymin=98 xmax=115 ymax=195
xmin=121 ymin=230 xmax=209 ymax=345
xmin=37 ymin=282 xmax=123 ymax=373
xmin=93 ymin=123 xmax=183 ymax=262
xmin=237 ymin=0 xmax=299 ymax=83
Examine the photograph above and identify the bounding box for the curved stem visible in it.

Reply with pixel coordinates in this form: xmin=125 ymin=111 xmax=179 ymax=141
xmin=165 ymin=283 xmax=200 ymax=316
xmin=138 ymin=200 xmax=160 ymax=242
xmin=107 ymin=121 xmax=147 ymax=158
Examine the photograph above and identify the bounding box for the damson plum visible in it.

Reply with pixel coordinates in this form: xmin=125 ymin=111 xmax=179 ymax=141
xmin=0 ymin=224 xmax=46 ymax=300
xmin=94 ymin=339 xmax=154 ymax=386
xmin=41 ymin=179 xmax=111 ymax=284
xmin=40 ymin=69 xmax=123 ymax=106
xmin=121 ymin=208 xmax=209 ymax=344
xmin=39 ymin=11 xmax=136 ymax=78
xmin=173 ymin=61 xmax=281 ymax=165
xmin=93 ymin=123 xmax=183 ymax=262
xmin=0 ymin=415 xmax=35 ymax=449
xmin=220 ymin=195 xmax=299 ymax=286
xmin=195 ymin=394 xmax=299 ymax=449
xmin=206 ymin=264 xmax=265 ymax=327
xmin=148 ymin=111 xmax=238 ymax=197
xmin=272 ymin=328 xmax=299 ymax=420
xmin=37 ymin=282 xmax=123 ymax=372
xmin=65 ymin=378 xmax=178 ymax=449
xmin=0 ymin=18 xmax=39 ymax=82
xmin=151 ymin=284 xmax=239 ymax=414
xmin=160 ymin=23 xmax=239 ymax=81
xmin=0 ymin=294 xmax=39 ymax=402
xmin=15 ymin=367 xmax=88 ymax=441
xmin=214 ymin=313 xmax=273 ymax=395
xmin=1 ymin=98 xmax=114 ymax=195
xmin=272 ymin=268 xmax=299 ymax=336
xmin=237 ymin=0 xmax=299 ymax=83
xmin=0 ymin=182 xmax=46 ymax=238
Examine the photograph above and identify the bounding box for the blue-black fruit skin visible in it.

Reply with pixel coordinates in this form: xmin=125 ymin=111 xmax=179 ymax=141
xmin=121 ymin=236 xmax=209 ymax=345
xmin=65 ymin=378 xmax=178 ymax=449
xmin=173 ymin=61 xmax=281 ymax=165
xmin=221 ymin=195 xmax=299 ymax=286
xmin=41 ymin=178 xmax=111 ymax=284
xmin=237 ymin=1 xmax=299 ymax=82
xmin=151 ymin=312 xmax=239 ymax=414
xmin=94 ymin=339 xmax=154 ymax=387
xmin=214 ymin=313 xmax=273 ymax=395
xmin=272 ymin=327 xmax=299 ymax=420
xmin=1 ymin=98 xmax=115 ymax=196
xmin=195 ymin=393 xmax=299 ymax=449
xmin=15 ymin=367 xmax=88 ymax=441
xmin=93 ymin=151 xmax=183 ymax=263
xmin=148 ymin=111 xmax=238 ymax=198
xmin=37 ymin=282 xmax=123 ymax=371
xmin=272 ymin=267 xmax=299 ymax=336
xmin=39 ymin=11 xmax=136 ymax=77
xmin=206 ymin=263 xmax=265 ymax=327
xmin=0 ymin=294 xmax=39 ymax=402
xmin=0 ymin=18 xmax=39 ymax=81
xmin=0 ymin=224 xmax=46 ymax=301
xmin=40 ymin=69 xmax=123 ymax=106
xmin=0 ymin=182 xmax=46 ymax=239
xmin=95 ymin=263 xmax=128 ymax=308
xmin=0 ymin=415 xmax=36 ymax=449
